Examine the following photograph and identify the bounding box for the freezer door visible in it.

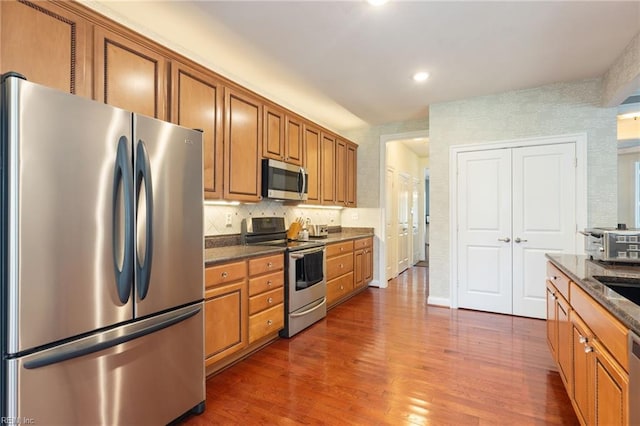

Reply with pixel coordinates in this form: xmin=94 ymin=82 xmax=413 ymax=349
xmin=5 ymin=304 xmax=205 ymax=425
xmin=3 ymin=77 xmax=134 ymax=354
xmin=133 ymin=115 xmax=204 ymax=317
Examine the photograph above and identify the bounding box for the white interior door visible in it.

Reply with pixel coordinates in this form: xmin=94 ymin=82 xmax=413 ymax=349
xmin=397 ymin=173 xmax=410 ymax=274
xmin=457 ymin=143 xmax=576 ymax=318
xmin=385 ymin=167 xmax=396 ymax=280
xmin=412 ymin=178 xmax=420 ymax=264
xmin=512 ymin=143 xmax=576 ymax=318
xmin=457 ymin=149 xmax=513 ymax=314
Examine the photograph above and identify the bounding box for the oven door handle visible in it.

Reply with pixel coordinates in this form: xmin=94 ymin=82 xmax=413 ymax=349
xmin=290 ymin=297 xmax=327 ymax=318
xmin=290 ymin=247 xmax=325 ymax=259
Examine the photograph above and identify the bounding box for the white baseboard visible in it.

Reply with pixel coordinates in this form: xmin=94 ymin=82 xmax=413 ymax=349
xmin=427 ymin=296 xmax=451 ymax=307
xmin=367 ymin=280 xmax=382 ymax=288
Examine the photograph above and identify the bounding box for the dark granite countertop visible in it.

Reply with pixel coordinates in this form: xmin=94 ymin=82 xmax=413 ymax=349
xmin=205 ymin=245 xmax=285 ymax=267
xmin=314 ymin=230 xmax=375 ymax=244
xmin=546 ymin=254 xmax=640 ymax=335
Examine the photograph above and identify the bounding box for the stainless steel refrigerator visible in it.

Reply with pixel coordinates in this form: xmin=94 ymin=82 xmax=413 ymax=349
xmin=0 ymin=73 xmax=205 ymax=425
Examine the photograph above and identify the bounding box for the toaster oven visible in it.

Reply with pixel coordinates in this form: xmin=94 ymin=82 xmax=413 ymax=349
xmin=583 ymin=228 xmax=640 ymax=263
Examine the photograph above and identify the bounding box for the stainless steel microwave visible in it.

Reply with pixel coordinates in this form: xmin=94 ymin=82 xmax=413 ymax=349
xmin=261 ymin=158 xmax=308 ymax=201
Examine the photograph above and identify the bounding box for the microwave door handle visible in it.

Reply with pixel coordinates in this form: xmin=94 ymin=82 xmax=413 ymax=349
xmin=299 ymin=167 xmax=306 ymax=199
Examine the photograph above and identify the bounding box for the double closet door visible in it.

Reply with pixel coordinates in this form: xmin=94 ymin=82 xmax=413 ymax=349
xmin=457 ymin=143 xmax=576 ymax=319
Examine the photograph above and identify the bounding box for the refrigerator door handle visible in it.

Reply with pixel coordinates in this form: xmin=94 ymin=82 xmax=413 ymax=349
xmin=112 ymin=136 xmax=134 ymax=304
xmin=135 ymin=140 xmax=154 ymax=300
xmin=23 ymin=305 xmax=201 ymax=370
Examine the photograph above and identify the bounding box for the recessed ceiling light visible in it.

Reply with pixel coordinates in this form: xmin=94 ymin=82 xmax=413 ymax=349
xmin=367 ymin=0 xmax=389 ymax=6
xmin=413 ymin=72 xmax=429 ymax=83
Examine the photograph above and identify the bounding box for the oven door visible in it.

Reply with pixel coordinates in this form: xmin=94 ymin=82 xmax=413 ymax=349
xmin=288 ymin=247 xmax=326 ymax=312
xmin=262 ymin=159 xmax=308 ymax=201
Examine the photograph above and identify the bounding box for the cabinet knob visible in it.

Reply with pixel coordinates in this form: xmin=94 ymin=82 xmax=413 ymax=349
xmin=267 ymin=319 xmax=273 ymax=326
xmin=340 ymin=285 xmax=344 ymax=290
xmin=221 ymin=271 xmax=228 ymax=278
xmin=584 ymin=346 xmax=593 ymax=353
xmin=579 ymin=335 xmax=587 ymax=344
xmin=267 ymin=297 xmax=273 ymax=304
xmin=267 ymin=280 xmax=272 ymax=287
xmin=267 ymin=262 xmax=273 ymax=268
xmin=340 ymin=247 xmax=344 ymax=252
xmin=340 ymin=264 xmax=344 ymax=268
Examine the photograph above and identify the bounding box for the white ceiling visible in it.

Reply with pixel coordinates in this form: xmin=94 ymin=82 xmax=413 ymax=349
xmin=86 ymin=1 xmax=640 ymax=133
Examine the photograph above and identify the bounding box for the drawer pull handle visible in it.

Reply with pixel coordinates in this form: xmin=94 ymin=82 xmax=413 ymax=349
xmin=267 ymin=319 xmax=273 ymax=326
xmin=579 ymin=335 xmax=587 ymax=344
xmin=267 ymin=280 xmax=272 ymax=287
xmin=584 ymin=346 xmax=593 ymax=354
xmin=340 ymin=247 xmax=344 ymax=251
xmin=547 ymin=276 xmax=558 ymax=281
xmin=267 ymin=262 xmax=273 ymax=268
xmin=340 ymin=264 xmax=344 ymax=268
xmin=267 ymin=297 xmax=273 ymax=304
xmin=340 ymin=285 xmax=344 ymax=290
xmin=221 ymin=272 xmax=228 ymax=278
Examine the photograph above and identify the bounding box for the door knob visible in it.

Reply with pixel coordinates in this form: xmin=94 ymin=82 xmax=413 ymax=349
xmin=514 ymin=237 xmax=528 ymax=243
xmin=497 ymin=237 xmax=511 ymax=243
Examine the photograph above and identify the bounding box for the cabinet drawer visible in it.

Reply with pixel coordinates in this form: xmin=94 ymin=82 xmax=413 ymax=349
xmin=353 ymin=237 xmax=373 ymax=251
xmin=570 ymin=282 xmax=629 ymax=371
xmin=546 ymin=262 xmax=570 ymax=300
xmin=326 ymin=241 xmax=354 ymax=258
xmin=249 ymin=303 xmax=284 ymax=343
xmin=249 ymin=254 xmax=284 ymax=276
xmin=249 ymin=270 xmax=284 ymax=296
xmin=327 ymin=252 xmax=354 ymax=281
xmin=327 ymin=272 xmax=354 ymax=306
xmin=205 ymin=260 xmax=246 ymax=288
xmin=249 ymin=287 xmax=284 ymax=315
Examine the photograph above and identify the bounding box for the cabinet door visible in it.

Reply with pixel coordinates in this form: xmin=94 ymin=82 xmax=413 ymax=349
xmin=593 ymin=340 xmax=628 ymax=426
xmin=263 ymin=104 xmax=284 ymax=162
xmin=335 ymin=138 xmax=347 ymax=206
xmin=284 ymin=115 xmax=303 ymax=166
xmin=204 ymin=280 xmax=248 ymax=366
xmin=303 ymin=123 xmax=321 ymax=204
xmin=571 ymin=312 xmax=593 ymax=425
xmin=354 ymin=249 xmax=364 ymax=289
xmin=321 ymin=132 xmax=336 ymax=204
xmin=556 ymin=293 xmax=572 ymax=393
xmin=346 ymin=142 xmax=358 ymax=207
xmin=171 ymin=63 xmax=223 ymax=199
xmin=0 ymin=0 xmax=90 ymax=97
xmin=546 ymin=283 xmax=558 ymax=360
xmin=224 ymin=87 xmax=262 ymax=202
xmin=94 ymin=27 xmax=167 ymax=119
xmin=364 ymin=246 xmax=373 ymax=284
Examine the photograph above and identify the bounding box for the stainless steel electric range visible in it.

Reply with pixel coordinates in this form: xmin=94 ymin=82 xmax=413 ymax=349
xmin=242 ymin=217 xmax=327 ymax=337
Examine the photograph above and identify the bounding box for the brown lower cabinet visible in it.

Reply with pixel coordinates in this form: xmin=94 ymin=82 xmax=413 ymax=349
xmin=205 ymin=254 xmax=284 ymax=375
xmin=327 ymin=237 xmax=374 ymax=308
xmin=546 ymin=261 xmax=629 ymax=425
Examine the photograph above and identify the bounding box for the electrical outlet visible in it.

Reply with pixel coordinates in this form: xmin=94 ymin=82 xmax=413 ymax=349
xmin=225 ymin=213 xmax=232 ymax=227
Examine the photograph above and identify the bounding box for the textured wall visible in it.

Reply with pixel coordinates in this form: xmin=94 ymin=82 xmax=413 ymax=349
xmin=429 ymin=79 xmax=618 ymax=300
xmin=602 ymin=32 xmax=640 ymax=106
xmin=344 ymin=118 xmax=428 ymax=208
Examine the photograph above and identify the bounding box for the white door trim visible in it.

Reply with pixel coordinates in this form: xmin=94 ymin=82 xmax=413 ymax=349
xmin=449 ymin=133 xmax=587 ymax=309
xmin=379 ymin=130 xmax=429 ymax=288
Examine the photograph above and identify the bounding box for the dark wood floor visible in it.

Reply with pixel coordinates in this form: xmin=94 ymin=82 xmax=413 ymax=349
xmin=183 ymin=266 xmax=578 ymax=425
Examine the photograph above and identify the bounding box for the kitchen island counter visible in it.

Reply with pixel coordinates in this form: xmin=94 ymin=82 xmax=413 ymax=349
xmin=546 ymin=253 xmax=640 ymax=335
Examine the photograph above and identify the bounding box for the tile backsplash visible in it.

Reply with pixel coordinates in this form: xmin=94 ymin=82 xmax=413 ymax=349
xmin=204 ymin=201 xmax=342 ymax=236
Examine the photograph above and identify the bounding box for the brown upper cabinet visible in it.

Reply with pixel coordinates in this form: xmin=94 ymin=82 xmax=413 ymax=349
xmin=263 ymin=105 xmax=304 ymax=167
xmin=303 ymin=123 xmax=322 ymax=204
xmin=94 ymin=27 xmax=167 ymax=120
xmin=0 ymin=0 xmax=91 ymax=97
xmin=224 ymin=87 xmax=263 ymax=202
xmin=284 ymin=114 xmax=304 ymax=166
xmin=321 ymin=133 xmax=336 ymax=205
xmin=346 ymin=142 xmax=357 ymax=207
xmin=263 ymin=104 xmax=285 ymax=162
xmin=171 ymin=62 xmax=224 ymax=199
xmin=335 ymin=138 xmax=347 ymax=205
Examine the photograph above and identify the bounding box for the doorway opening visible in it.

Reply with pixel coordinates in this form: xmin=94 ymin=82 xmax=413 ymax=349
xmin=382 ymin=133 xmax=429 ymax=282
